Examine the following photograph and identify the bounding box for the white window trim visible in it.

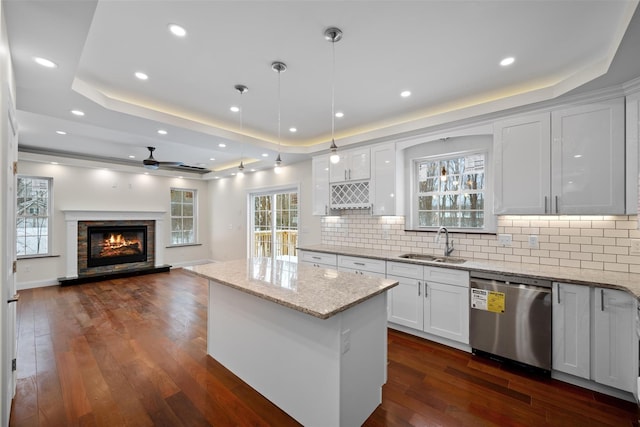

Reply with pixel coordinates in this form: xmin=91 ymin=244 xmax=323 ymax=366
xmin=17 ymin=175 xmax=54 ymax=258
xmin=170 ymin=187 xmax=198 ymax=246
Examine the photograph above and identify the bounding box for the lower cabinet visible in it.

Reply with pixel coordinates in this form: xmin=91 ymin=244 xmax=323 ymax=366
xmin=337 ymin=255 xmax=386 ymax=278
xmin=387 ymin=261 xmax=469 ymax=345
xmin=298 ymin=250 xmax=337 ymax=270
xmin=553 ymin=282 xmax=638 ymax=394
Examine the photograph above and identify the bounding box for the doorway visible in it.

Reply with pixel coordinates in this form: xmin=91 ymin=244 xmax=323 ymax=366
xmin=249 ymin=188 xmax=298 ymax=262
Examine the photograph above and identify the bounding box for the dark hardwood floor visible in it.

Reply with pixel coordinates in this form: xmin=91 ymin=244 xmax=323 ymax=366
xmin=9 ymin=268 xmax=638 ymax=426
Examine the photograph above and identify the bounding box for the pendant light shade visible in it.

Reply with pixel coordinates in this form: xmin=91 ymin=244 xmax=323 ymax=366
xmin=272 ymin=61 xmax=286 ymax=174
xmin=235 ymin=84 xmax=248 ymax=177
xmin=325 ymin=27 xmax=342 ymax=164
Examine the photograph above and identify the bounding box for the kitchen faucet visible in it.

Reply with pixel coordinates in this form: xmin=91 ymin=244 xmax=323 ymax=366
xmin=436 ymin=226 xmax=454 ymax=256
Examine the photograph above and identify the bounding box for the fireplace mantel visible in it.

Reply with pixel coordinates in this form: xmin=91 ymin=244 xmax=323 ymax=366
xmin=62 ymin=210 xmax=166 ymax=279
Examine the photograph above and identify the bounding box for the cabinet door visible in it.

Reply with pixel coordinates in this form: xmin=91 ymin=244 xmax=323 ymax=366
xmin=552 ymin=282 xmax=590 ymax=379
xmin=312 ymin=156 xmax=330 ymax=215
xmin=299 ymin=250 xmax=337 ymax=269
xmin=551 ymin=98 xmax=625 ymax=214
xmin=329 ymin=153 xmax=349 ymax=183
xmin=423 ymin=282 xmax=469 ymax=344
xmin=370 ymin=143 xmax=397 ymax=215
xmin=387 ymin=274 xmax=423 ymax=329
xmin=593 ymin=288 xmax=637 ymax=393
xmin=348 ymin=147 xmax=370 ymax=181
xmin=493 ymin=113 xmax=551 ymax=214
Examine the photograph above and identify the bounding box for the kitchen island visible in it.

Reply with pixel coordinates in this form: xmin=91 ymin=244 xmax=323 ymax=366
xmin=184 ymin=257 xmax=398 ymax=427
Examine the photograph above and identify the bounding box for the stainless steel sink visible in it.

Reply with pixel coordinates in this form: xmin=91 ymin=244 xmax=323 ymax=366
xmin=398 ymin=253 xmax=466 ymax=264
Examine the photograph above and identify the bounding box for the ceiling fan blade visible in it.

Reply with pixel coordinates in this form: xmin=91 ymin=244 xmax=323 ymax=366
xmin=157 ymin=161 xmax=184 ymax=167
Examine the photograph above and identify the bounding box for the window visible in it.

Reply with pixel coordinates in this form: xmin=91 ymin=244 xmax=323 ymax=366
xmin=250 ymin=188 xmax=298 ymax=261
xmin=415 ymin=152 xmax=486 ymax=229
xmin=17 ymin=176 xmax=52 ymax=257
xmin=170 ymin=188 xmax=196 ymax=245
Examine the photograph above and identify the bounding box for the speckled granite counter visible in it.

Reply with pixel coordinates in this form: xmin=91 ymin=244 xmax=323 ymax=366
xmin=184 ymin=257 xmax=398 ymax=319
xmin=185 ymin=257 xmax=396 ymax=426
xmin=298 ymin=244 xmax=640 ymax=299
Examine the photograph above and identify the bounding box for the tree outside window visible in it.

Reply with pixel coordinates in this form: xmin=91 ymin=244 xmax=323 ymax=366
xmin=170 ymin=188 xmax=196 ymax=245
xmin=416 ymin=154 xmax=485 ymax=229
xmin=17 ymin=176 xmax=52 ymax=256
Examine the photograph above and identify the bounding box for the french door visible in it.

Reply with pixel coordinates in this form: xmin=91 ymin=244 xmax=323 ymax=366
xmin=250 ymin=188 xmax=298 ymax=261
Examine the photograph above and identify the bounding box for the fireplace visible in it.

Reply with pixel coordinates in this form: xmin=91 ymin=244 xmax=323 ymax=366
xmin=87 ymin=225 xmax=147 ymax=267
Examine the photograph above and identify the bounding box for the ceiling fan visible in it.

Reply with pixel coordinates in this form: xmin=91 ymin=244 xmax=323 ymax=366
xmin=142 ymin=146 xmax=184 ymax=170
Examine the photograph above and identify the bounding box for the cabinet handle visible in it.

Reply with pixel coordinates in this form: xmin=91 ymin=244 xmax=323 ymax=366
xmin=555 ymin=195 xmax=559 ymax=214
xmin=344 ymin=170 xmax=347 ymax=180
xmin=418 ymin=282 xmax=421 ymax=296
xmin=354 ymin=262 xmax=365 ymax=266
xmin=348 ymin=169 xmax=352 ymax=180
xmin=544 ymin=196 xmax=548 ymax=214
xmin=7 ymin=293 xmax=19 ymax=304
xmin=425 ymin=283 xmax=428 ymax=298
xmin=601 ymin=289 xmax=605 ymax=311
xmin=556 ymin=283 xmax=560 ymax=304
xmin=325 ymin=204 xmax=328 ymax=215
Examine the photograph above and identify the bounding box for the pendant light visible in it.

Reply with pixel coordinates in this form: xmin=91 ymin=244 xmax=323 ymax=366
xmin=235 ymin=84 xmax=248 ymax=176
xmin=325 ymin=27 xmax=343 ymax=164
xmin=272 ymin=61 xmax=286 ymax=174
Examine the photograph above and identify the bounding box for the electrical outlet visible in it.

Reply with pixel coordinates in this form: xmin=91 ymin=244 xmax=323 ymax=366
xmin=631 ymin=239 xmax=640 ymax=255
xmin=497 ymin=234 xmax=512 ymax=246
xmin=341 ymin=329 xmax=351 ymax=354
xmin=528 ymin=235 xmax=539 ymax=249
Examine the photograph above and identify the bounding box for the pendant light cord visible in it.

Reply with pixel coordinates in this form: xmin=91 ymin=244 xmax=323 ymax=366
xmin=331 ymin=38 xmax=335 ymax=141
xmin=278 ymin=66 xmax=281 ymax=155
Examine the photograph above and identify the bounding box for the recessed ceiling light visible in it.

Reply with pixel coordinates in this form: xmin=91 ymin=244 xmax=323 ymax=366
xmin=500 ymin=57 xmax=515 ymax=67
xmin=34 ymin=57 xmax=57 ymax=68
xmin=289 ymin=127 xmax=297 ymax=133
xmin=400 ymin=90 xmax=411 ymax=98
xmin=209 ymin=157 xmax=216 ymax=161
xmin=135 ymin=71 xmax=148 ymax=80
xmin=178 ymin=176 xmax=184 ymax=179
xmin=168 ymin=24 xmax=187 ymax=37
xmin=230 ymin=106 xmax=240 ymax=113
xmin=574 ymin=154 xmax=583 ymax=158
xmin=128 ymin=155 xmax=136 ymax=159
xmin=71 ymin=109 xmax=85 ymax=116
xmin=218 ymin=143 xmax=226 ymax=148
xmin=335 ymin=112 xmax=344 ymax=118
xmin=55 ymin=130 xmax=67 ymax=135
xmin=157 ymin=129 xmax=168 ymax=135
xmin=262 ymin=153 xmax=269 ymax=157
xmin=50 ymin=162 xmax=58 ymax=165
xmin=144 ymin=172 xmax=149 ymax=175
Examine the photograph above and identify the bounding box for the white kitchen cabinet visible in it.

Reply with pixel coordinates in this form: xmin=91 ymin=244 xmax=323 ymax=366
xmin=423 ymin=267 xmax=470 ymax=344
xmin=370 ymin=142 xmax=400 ymax=216
xmin=552 ymin=282 xmax=591 ymax=379
xmin=337 ymin=255 xmax=386 ymax=277
xmin=493 ymin=113 xmax=551 ymax=214
xmin=329 ymin=147 xmax=370 ymax=183
xmin=493 ymin=97 xmax=625 ymax=214
xmin=551 ymin=99 xmax=625 ymax=214
xmin=312 ymin=155 xmax=330 ymax=215
xmin=387 ymin=262 xmax=424 ymax=329
xmin=593 ymin=287 xmax=637 ymax=393
xmin=386 ymin=261 xmax=469 ymax=345
xmin=626 ymin=91 xmax=640 ymax=215
xmin=298 ymin=250 xmax=337 ymax=269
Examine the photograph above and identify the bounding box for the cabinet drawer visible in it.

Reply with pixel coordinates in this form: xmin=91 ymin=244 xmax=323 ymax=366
xmin=424 ymin=266 xmax=469 ymax=287
xmin=338 ymin=255 xmax=386 ymax=274
xmin=387 ymin=261 xmax=423 ymax=280
xmin=300 ymin=251 xmax=337 ymax=266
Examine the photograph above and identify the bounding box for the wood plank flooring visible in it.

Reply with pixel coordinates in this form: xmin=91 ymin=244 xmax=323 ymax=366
xmin=9 ymin=268 xmax=639 ymax=426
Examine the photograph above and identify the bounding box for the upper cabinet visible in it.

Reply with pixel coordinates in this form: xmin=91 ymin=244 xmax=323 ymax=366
xmin=370 ymin=142 xmax=402 ymax=216
xmin=494 ymin=98 xmax=625 ymax=215
xmin=312 ymin=155 xmax=330 ymax=216
xmin=329 ymin=147 xmax=370 ymax=183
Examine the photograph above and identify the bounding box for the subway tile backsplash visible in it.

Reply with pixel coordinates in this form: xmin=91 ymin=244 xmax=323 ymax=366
xmin=320 ymin=212 xmax=640 ymax=273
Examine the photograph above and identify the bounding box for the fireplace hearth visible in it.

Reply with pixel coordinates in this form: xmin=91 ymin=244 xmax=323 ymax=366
xmin=87 ymin=225 xmax=147 ymax=267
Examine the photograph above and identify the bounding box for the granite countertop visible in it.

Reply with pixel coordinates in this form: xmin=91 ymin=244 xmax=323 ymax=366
xmin=298 ymin=244 xmax=640 ymax=299
xmin=183 ymin=257 xmax=398 ymax=319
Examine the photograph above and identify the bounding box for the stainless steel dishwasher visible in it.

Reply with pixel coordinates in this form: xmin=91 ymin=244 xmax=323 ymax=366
xmin=469 ymin=271 xmax=552 ymax=371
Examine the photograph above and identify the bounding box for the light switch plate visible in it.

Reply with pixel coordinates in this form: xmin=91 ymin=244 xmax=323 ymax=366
xmin=497 ymin=234 xmax=512 ymax=246
xmin=631 ymin=239 xmax=640 ymax=255
xmin=528 ymin=235 xmax=539 ymax=249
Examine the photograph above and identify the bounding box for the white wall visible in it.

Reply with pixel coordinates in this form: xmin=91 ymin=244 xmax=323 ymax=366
xmin=16 ymin=160 xmax=212 ymax=288
xmin=208 ymin=159 xmax=321 ymax=261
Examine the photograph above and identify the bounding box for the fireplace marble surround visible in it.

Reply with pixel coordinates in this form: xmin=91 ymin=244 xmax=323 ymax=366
xmin=62 ymin=210 xmax=166 ymax=280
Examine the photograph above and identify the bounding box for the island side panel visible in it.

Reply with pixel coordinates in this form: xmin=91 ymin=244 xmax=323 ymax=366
xmin=338 ymin=291 xmax=388 ymax=427
xmin=207 ymin=279 xmax=342 ymax=426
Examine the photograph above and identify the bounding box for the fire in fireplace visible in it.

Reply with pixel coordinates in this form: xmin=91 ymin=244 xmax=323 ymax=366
xmin=87 ymin=225 xmax=147 ymax=267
